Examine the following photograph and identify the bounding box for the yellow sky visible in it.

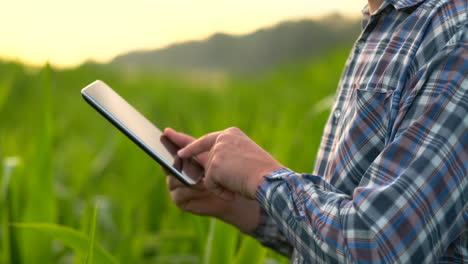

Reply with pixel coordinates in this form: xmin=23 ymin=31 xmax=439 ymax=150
xmin=0 ymin=0 xmax=365 ymax=68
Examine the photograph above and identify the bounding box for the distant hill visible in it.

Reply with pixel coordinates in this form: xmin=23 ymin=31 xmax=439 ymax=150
xmin=109 ymin=14 xmax=361 ymax=74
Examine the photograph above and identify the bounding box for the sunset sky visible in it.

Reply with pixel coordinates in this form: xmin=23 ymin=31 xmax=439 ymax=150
xmin=1 ymin=0 xmax=365 ymax=67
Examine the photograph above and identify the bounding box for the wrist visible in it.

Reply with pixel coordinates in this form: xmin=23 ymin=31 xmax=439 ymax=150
xmin=218 ymin=197 xmax=260 ymax=233
xmin=246 ymin=166 xmax=284 ymax=200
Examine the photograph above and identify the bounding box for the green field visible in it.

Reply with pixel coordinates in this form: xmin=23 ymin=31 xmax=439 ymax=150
xmin=0 ymin=48 xmax=348 ymax=264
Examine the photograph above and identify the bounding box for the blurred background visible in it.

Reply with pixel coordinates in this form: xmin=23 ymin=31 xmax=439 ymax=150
xmin=0 ymin=0 xmax=364 ymax=263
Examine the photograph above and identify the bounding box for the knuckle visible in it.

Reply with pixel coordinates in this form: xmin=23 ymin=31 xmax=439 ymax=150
xmin=213 ymin=141 xmax=226 ymax=153
xmin=227 ymin=126 xmax=239 ymax=133
xmin=225 ymin=127 xmax=244 ymax=138
xmin=216 ymin=132 xmax=228 ymax=143
xmin=217 ymin=132 xmax=233 ymax=144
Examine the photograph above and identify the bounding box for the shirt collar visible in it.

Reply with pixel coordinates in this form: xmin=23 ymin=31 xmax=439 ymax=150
xmin=386 ymin=0 xmax=427 ymax=10
xmin=361 ymin=0 xmax=426 ymax=25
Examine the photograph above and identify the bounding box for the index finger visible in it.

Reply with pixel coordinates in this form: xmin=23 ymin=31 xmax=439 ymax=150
xmin=177 ymin=132 xmax=221 ymax=158
xmin=163 ymin=128 xmax=195 ymax=147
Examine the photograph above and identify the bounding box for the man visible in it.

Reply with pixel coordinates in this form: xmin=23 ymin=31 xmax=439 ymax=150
xmin=162 ymin=0 xmax=467 ymax=262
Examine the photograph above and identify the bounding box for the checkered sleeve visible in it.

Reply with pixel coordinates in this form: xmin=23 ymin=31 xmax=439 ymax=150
xmin=247 ymin=193 xmax=294 ymax=257
xmin=256 ymin=31 xmax=468 ymax=263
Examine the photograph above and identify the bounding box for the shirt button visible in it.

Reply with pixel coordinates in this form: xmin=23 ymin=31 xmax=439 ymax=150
xmin=333 ymin=109 xmax=341 ymax=124
xmin=355 ymin=39 xmax=366 ymax=53
xmin=268 ymin=174 xmax=283 ymax=180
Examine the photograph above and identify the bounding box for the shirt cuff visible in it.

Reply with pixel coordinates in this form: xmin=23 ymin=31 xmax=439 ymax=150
xmin=244 ymin=168 xmax=295 ymax=257
xmin=250 ymin=168 xmax=294 ymax=238
xmin=256 ymin=168 xmax=307 ymax=219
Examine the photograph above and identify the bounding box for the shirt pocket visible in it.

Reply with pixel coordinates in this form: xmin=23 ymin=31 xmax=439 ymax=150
xmin=328 ymin=88 xmax=393 ymax=189
xmin=351 ymin=88 xmax=393 ymax=141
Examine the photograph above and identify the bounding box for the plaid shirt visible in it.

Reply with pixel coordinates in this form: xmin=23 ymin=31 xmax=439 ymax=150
xmin=250 ymin=0 xmax=467 ymax=263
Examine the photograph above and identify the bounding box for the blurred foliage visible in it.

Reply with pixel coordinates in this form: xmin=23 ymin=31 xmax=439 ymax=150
xmin=0 ymin=44 xmax=351 ymax=263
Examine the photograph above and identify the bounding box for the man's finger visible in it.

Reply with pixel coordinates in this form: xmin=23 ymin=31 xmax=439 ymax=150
xmin=177 ymin=132 xmax=221 ymax=158
xmin=163 ymin=128 xmax=210 ymax=164
xmin=163 ymin=128 xmax=195 ymax=147
xmin=167 ymin=175 xmax=185 ymax=191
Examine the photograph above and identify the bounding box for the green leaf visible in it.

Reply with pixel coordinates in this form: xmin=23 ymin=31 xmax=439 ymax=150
xmin=12 ymin=223 xmax=117 ymax=264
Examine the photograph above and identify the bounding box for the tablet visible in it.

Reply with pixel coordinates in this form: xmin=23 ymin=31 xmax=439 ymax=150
xmin=81 ymin=80 xmax=201 ymax=186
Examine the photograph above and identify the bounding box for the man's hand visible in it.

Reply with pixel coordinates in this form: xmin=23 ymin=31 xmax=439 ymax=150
xmin=162 ymin=128 xmax=261 ymax=233
xmin=177 ymin=127 xmax=284 ymax=200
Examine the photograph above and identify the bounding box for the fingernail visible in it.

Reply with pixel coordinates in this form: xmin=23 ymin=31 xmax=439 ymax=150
xmin=177 ymin=149 xmax=184 ymax=156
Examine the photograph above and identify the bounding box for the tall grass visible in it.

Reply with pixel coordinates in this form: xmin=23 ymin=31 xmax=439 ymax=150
xmin=0 ymin=48 xmax=349 ymax=263
xmin=1 ymin=157 xmax=21 ymax=263
xmin=86 ymin=203 xmax=99 ymax=264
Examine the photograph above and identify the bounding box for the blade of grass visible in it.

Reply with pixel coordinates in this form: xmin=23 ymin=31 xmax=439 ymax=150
xmin=12 ymin=222 xmax=117 ymax=264
xmin=86 ymin=203 xmax=99 ymax=264
xmin=86 ymin=203 xmax=98 ymax=264
xmin=203 ymin=219 xmax=238 ymax=264
xmin=21 ymin=63 xmax=56 ymax=263
xmin=202 ymin=219 xmax=215 ymax=264
xmin=1 ymin=157 xmax=21 ymax=264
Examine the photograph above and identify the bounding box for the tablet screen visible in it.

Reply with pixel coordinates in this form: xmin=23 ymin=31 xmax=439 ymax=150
xmin=81 ymin=80 xmax=201 ymax=186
